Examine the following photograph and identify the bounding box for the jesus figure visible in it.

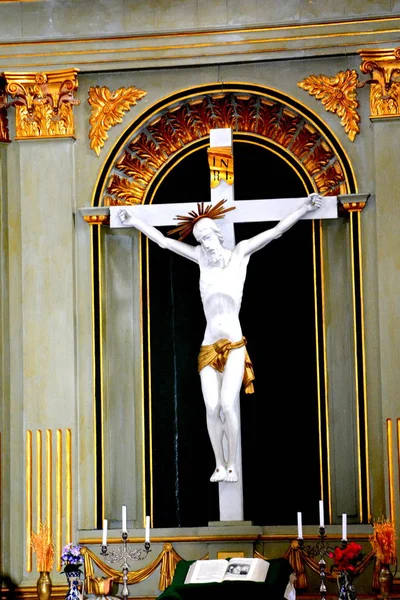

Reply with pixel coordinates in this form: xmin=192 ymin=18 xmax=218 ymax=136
xmin=117 ymin=192 xmax=323 ymax=483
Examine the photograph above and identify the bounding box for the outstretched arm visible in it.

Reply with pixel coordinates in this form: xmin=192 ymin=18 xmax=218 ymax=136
xmin=117 ymin=207 xmax=198 ymax=263
xmin=239 ymin=193 xmax=323 ymax=257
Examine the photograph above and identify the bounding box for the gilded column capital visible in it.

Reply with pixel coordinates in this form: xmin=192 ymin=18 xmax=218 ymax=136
xmin=359 ymin=48 xmax=400 ymax=119
xmin=2 ymin=69 xmax=80 ymax=139
xmin=0 ymin=75 xmax=10 ymax=143
xmin=338 ymin=193 xmax=370 ymax=214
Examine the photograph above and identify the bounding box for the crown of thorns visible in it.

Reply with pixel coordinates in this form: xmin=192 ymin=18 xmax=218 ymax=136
xmin=167 ymin=199 xmax=236 ymax=241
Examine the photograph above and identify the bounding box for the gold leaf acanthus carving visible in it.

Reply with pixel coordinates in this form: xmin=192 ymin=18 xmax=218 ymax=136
xmin=105 ymin=91 xmax=349 ymax=207
xmin=2 ymin=69 xmax=80 ymax=139
xmin=18 ymin=102 xmax=73 ymax=137
xmin=88 ymin=85 xmax=147 ymax=156
xmin=107 ymin=174 xmax=145 ymax=204
xmin=298 ymin=70 xmax=360 ymax=142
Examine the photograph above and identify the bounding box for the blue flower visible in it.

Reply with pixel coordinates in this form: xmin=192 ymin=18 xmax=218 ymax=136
xmin=61 ymin=543 xmax=83 ymax=572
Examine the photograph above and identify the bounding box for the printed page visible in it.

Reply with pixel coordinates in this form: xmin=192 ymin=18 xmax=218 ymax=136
xmin=223 ymin=558 xmax=269 ymax=582
xmin=184 ymin=560 xmax=228 ymax=584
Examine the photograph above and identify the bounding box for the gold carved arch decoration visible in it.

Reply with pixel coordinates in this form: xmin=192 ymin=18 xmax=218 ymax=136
xmin=88 ymin=85 xmax=147 ymax=156
xmin=92 ymin=83 xmax=356 ymax=212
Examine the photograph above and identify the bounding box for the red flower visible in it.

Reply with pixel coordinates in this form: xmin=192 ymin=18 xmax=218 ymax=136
xmin=330 ymin=542 xmax=363 ymax=572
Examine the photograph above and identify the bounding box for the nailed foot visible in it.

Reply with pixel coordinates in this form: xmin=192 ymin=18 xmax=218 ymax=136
xmin=210 ymin=465 xmax=227 ymax=482
xmin=224 ymin=465 xmax=238 ymax=482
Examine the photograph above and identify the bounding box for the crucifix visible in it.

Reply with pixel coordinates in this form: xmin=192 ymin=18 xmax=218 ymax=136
xmin=109 ymin=128 xmax=338 ymax=522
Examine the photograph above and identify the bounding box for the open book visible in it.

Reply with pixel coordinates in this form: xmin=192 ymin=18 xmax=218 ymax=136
xmin=184 ymin=557 xmax=269 ymax=584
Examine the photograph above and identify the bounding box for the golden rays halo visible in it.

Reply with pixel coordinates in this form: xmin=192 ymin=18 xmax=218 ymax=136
xmin=167 ymin=199 xmax=236 ymax=241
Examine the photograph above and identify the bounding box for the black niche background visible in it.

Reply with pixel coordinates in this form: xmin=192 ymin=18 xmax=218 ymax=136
xmin=144 ymin=143 xmax=321 ymax=528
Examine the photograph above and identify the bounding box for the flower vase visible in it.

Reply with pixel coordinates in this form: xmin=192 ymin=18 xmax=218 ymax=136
xmin=37 ymin=571 xmax=52 ymax=600
xmin=337 ymin=571 xmax=357 ymax=600
xmin=378 ymin=564 xmax=393 ymax=600
xmin=65 ymin=569 xmax=83 ymax=600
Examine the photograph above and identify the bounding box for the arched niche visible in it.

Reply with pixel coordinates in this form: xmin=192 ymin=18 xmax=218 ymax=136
xmin=88 ymin=83 xmax=367 ymax=530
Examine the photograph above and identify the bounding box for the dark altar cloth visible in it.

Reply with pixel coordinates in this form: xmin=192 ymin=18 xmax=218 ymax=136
xmin=157 ymin=557 xmax=294 ymax=600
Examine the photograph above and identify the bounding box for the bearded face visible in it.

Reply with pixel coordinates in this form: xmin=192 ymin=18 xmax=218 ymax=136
xmin=199 ymin=232 xmax=225 ymax=265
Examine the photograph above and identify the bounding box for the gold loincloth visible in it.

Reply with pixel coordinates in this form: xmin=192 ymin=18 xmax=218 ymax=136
xmin=198 ymin=337 xmax=255 ymax=394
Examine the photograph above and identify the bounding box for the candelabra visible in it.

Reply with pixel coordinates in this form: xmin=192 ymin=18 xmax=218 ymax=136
xmin=100 ymin=531 xmax=151 ymax=600
xmin=298 ymin=527 xmax=347 ymax=600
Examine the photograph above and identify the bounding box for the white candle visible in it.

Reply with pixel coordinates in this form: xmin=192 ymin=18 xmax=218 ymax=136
xmin=319 ymin=500 xmax=324 ymax=528
xmin=297 ymin=512 xmax=303 ymax=539
xmin=342 ymin=513 xmax=347 ymax=541
xmin=145 ymin=515 xmax=150 ymax=543
xmin=122 ymin=505 xmax=127 ymax=533
xmin=102 ymin=518 xmax=108 ymax=546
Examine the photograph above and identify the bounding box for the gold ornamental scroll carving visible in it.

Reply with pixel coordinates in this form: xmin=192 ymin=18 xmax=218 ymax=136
xmin=298 ymin=70 xmax=361 ymax=141
xmin=88 ymin=85 xmax=147 ymax=156
xmin=3 ymin=69 xmax=80 ymax=139
xmin=359 ymin=48 xmax=400 ymax=118
xmin=207 ymin=146 xmax=234 ymax=188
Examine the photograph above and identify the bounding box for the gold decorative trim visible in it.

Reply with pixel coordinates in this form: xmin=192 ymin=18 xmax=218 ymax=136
xmin=79 ymin=534 xmax=260 ymax=545
xmin=88 ymin=85 xmax=147 ymax=156
xmin=25 ymin=430 xmax=33 ymax=572
xmin=359 ymin=48 xmax=400 ymax=118
xmin=298 ymin=70 xmax=361 ymax=141
xmin=356 ymin=210 xmax=371 ymax=521
xmin=23 ymin=429 xmax=75 ymax=574
xmin=56 ymin=429 xmax=62 ymax=571
xmin=145 ymin=237 xmax=152 ymax=522
xmin=36 ymin=430 xmax=42 ymax=531
xmin=387 ymin=418 xmax=395 ymax=525
xmin=66 ymin=429 xmax=72 ymax=545
xmin=313 ymin=220 xmax=332 ymax=521
xmin=313 ymin=222 xmax=325 ymax=509
xmin=349 ymin=212 xmax=363 ymax=521
xmin=79 ymin=532 xmax=373 ymax=545
xmin=1 ymin=16 xmax=400 ymax=72
xmin=97 ymin=229 xmax=106 ymax=523
xmin=218 ymin=551 xmax=244 ymax=559
xmin=46 ymin=430 xmax=52 ymax=538
xmin=398 ymin=418 xmax=400 ymax=498
xmin=1 ymin=69 xmax=80 ymax=138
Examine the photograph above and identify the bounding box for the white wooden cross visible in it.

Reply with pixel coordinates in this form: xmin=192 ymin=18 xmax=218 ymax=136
xmin=109 ymin=128 xmax=338 ymax=522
